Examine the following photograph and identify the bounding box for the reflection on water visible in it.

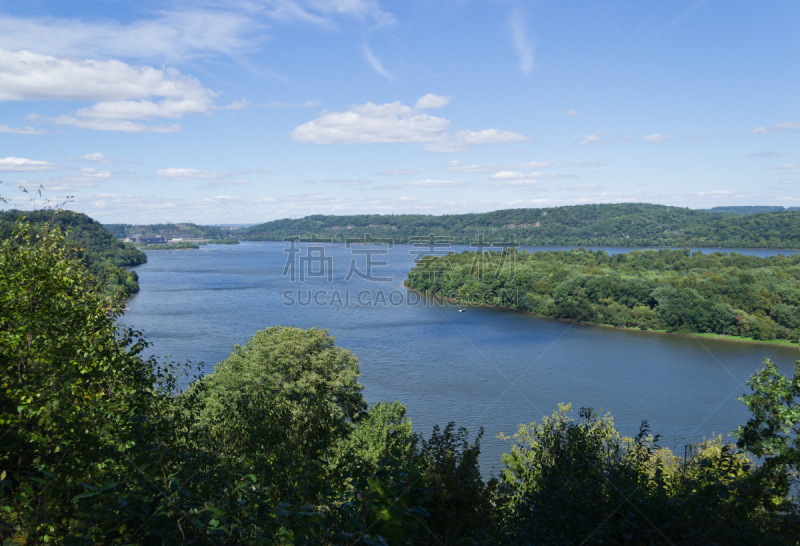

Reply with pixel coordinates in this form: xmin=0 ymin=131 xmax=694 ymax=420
xmin=124 ymin=242 xmax=800 ymax=477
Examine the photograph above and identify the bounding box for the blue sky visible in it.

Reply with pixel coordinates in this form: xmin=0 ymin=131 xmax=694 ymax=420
xmin=0 ymin=0 xmax=798 ymax=224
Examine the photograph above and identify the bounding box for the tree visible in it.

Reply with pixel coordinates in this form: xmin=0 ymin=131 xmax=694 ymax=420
xmin=735 ymin=359 xmax=800 ymax=486
xmin=0 ymin=219 xmax=159 ymax=542
xmin=187 ymin=326 xmax=367 ymax=502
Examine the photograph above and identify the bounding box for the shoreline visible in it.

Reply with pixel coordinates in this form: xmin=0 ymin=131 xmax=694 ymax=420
xmin=238 ymin=239 xmax=800 ymax=251
xmin=404 ymin=287 xmax=800 ymax=350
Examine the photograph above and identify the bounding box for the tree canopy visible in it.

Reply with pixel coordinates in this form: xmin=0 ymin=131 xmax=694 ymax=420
xmin=0 ymin=209 xmax=146 ymax=298
xmin=406 ymin=246 xmax=800 ymax=343
xmin=238 ymin=203 xmax=800 ymax=249
xmin=2 ymin=216 xmax=799 ymax=543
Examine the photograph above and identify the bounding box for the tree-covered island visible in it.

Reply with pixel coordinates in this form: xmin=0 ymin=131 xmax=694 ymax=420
xmin=406 ymin=247 xmax=800 ymax=344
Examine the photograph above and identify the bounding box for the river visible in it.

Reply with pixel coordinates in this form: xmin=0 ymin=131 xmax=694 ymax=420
xmin=123 ymin=242 xmax=800 ymax=477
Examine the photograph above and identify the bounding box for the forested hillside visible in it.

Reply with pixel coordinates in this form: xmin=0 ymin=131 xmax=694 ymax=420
xmin=0 ymin=209 xmax=146 ymax=297
xmin=702 ymin=206 xmax=800 ymax=215
xmin=406 ymin=247 xmax=800 ymax=343
xmin=240 ymin=203 xmax=800 ymax=248
xmin=105 ymin=222 xmax=232 ymax=240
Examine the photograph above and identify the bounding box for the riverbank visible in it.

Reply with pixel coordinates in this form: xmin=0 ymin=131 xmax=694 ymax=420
xmin=405 ymin=286 xmax=800 ymax=350
xmin=405 ymin=247 xmax=800 ymax=349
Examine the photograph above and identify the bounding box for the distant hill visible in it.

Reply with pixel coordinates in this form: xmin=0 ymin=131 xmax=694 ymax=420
xmin=701 ymin=206 xmax=800 ymax=215
xmin=1 ymin=210 xmax=147 ymax=298
xmin=104 ymin=222 xmax=230 ymax=240
xmin=238 ymin=203 xmax=800 ymax=249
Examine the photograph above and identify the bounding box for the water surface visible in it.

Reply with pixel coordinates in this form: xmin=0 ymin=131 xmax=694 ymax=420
xmin=124 ymin=242 xmax=800 ymax=477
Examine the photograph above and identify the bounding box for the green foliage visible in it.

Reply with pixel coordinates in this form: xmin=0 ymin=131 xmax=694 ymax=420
xmin=497 ymin=404 xmax=660 ymax=542
xmin=238 ymin=203 xmax=800 ymax=249
xmin=0 ymin=209 xmax=146 ymax=298
xmin=703 ymin=206 xmax=798 ymax=215
xmin=105 ymin=222 xmax=230 ymax=240
xmin=417 ymin=423 xmax=496 ymax=544
xmin=497 ymin=405 xmax=798 ymax=544
xmin=0 ymin=219 xmax=496 ymax=543
xmin=735 ymin=359 xmax=800 ymax=484
xmin=0 ymin=220 xmax=163 ymax=542
xmin=406 ymin=246 xmax=800 ymax=342
xmin=141 ymin=242 xmax=200 ymax=250
xmin=187 ymin=326 xmax=366 ymax=502
xmin=2 ymin=216 xmax=799 ymax=543
xmin=335 ymin=401 xmax=417 ymax=468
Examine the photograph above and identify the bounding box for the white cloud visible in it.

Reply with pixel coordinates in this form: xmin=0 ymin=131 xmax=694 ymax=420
xmin=288 ymin=0 xmax=396 ymax=26
xmin=158 ymin=168 xmax=228 ymax=181
xmin=566 ymin=109 xmax=579 ymax=116
xmin=72 ymin=94 xmax=210 ymax=120
xmin=2 ymin=48 xmax=216 ymax=131
xmin=320 ymin=179 xmax=370 ymax=186
xmin=0 ymin=11 xmax=260 ymax=62
xmin=444 ymin=160 xmax=552 ymax=173
xmin=532 ymin=172 xmax=577 ymax=179
xmin=278 ymin=193 xmax=347 ymax=204
xmin=457 ymin=129 xmax=526 ymax=146
xmin=157 ymin=167 xmax=272 ymax=187
xmin=503 ymin=198 xmax=550 ymax=206
xmin=0 ymin=124 xmax=46 ymax=135
xmin=291 ymin=96 xmax=525 ymax=152
xmin=0 ymin=49 xmax=212 ymax=104
xmin=750 ymin=122 xmax=800 ymax=134
xmin=509 ymin=9 xmax=534 ymax=75
xmin=200 ymin=179 xmax=253 ymax=189
xmin=0 ymin=3 xmax=395 ymax=62
xmin=0 ymin=156 xmax=59 ymax=172
xmin=405 ymin=179 xmax=465 ymax=187
xmin=65 ymin=168 xmax=115 ymax=183
xmin=377 ymin=169 xmax=418 ymax=175
xmin=203 ymin=195 xmax=239 ymax=203
xmin=75 ymin=153 xmax=119 ymax=164
xmin=362 ymin=43 xmax=393 ymax=80
xmin=488 ymin=179 xmax=540 ymax=188
xmin=423 ymin=129 xmax=526 ymax=153
xmin=693 ymin=190 xmax=730 ymax=197
xmin=264 ymin=100 xmax=322 ymax=108
xmin=218 ymin=98 xmax=249 ymax=111
xmin=490 ymin=171 xmax=526 ymax=180
xmin=444 ymin=161 xmax=497 ymax=173
xmin=46 ymin=116 xmax=182 ymax=133
xmin=570 ymin=160 xmax=605 ymax=167
xmin=518 ymin=161 xmax=552 ymax=169
xmin=291 ymin=100 xmax=447 ymax=144
xmin=414 ymin=93 xmax=450 ymax=109
xmin=643 ymin=133 xmax=668 ymax=142
xmin=576 ymin=133 xmax=605 ymax=145
xmin=15 ymin=168 xmax=122 ymax=192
